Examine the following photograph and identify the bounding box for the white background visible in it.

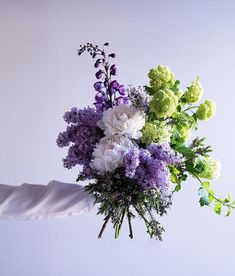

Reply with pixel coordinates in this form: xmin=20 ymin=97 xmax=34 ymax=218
xmin=0 ymin=0 xmax=235 ymax=275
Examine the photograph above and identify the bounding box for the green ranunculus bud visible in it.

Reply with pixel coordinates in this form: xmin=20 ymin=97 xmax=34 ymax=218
xmin=184 ymin=79 xmax=203 ymax=103
xmin=197 ymin=157 xmax=221 ymax=179
xmin=148 ymin=65 xmax=176 ymax=90
xmin=141 ymin=121 xmax=172 ymax=145
xmin=196 ymin=100 xmax=216 ymax=120
xmin=149 ymin=89 xmax=178 ymax=118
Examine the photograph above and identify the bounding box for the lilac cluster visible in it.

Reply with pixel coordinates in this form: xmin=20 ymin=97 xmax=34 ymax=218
xmin=78 ymin=43 xmax=129 ymax=112
xmin=57 ymin=107 xmax=103 ymax=178
xmin=147 ymin=143 xmax=184 ymax=165
xmin=124 ymin=143 xmax=183 ymax=190
xmin=127 ymin=86 xmax=151 ymax=111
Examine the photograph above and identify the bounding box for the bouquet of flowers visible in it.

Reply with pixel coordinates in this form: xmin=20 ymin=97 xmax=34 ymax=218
xmin=57 ymin=42 xmax=234 ymax=240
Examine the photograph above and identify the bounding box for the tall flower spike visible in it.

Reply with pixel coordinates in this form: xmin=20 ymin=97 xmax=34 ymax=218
xmin=78 ymin=42 xmax=129 ymax=111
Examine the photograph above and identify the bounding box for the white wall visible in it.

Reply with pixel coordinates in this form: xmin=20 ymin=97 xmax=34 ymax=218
xmin=0 ymin=0 xmax=235 ymax=275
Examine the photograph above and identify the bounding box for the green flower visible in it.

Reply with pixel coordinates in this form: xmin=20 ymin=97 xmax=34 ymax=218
xmin=149 ymin=89 xmax=178 ymax=118
xmin=184 ymin=79 xmax=203 ymax=103
xmin=197 ymin=156 xmax=221 ymax=179
xmin=177 ymin=124 xmax=191 ymax=142
xmin=141 ymin=121 xmax=172 ymax=145
xmin=148 ymin=65 xmax=176 ymax=90
xmin=196 ymin=100 xmax=216 ymax=120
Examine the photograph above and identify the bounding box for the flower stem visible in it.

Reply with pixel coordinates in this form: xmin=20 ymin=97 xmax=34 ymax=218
xmin=127 ymin=208 xmax=133 ymax=239
xmin=118 ymin=207 xmax=126 ymax=232
xmin=98 ymin=214 xmax=111 ymax=239
xmin=115 ymin=223 xmax=119 ymax=239
xmin=192 ymin=172 xmax=235 ymax=209
xmin=144 ymin=203 xmax=155 ymax=221
xmin=184 ymin=105 xmax=199 ymax=112
xmin=134 ymin=205 xmax=153 ymax=237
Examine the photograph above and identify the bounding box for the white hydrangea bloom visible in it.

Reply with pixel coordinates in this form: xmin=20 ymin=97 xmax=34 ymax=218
xmin=90 ymin=135 xmax=135 ymax=172
xmin=98 ymin=104 xmax=145 ymax=139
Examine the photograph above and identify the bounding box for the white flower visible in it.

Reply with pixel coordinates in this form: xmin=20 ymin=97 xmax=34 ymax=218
xmin=90 ymin=135 xmax=135 ymax=172
xmin=98 ymin=104 xmax=145 ymax=139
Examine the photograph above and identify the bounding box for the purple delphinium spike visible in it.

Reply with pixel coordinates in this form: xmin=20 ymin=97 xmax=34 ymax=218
xmin=78 ymin=43 xmax=130 ymax=112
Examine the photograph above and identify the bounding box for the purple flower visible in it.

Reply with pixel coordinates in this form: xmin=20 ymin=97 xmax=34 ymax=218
xmin=118 ymin=85 xmax=126 ymax=95
xmin=95 ymin=70 xmax=104 ymax=79
xmin=116 ymin=96 xmax=129 ymax=105
xmin=110 ymin=64 xmax=118 ymax=75
xmin=110 ymin=80 xmax=119 ymax=90
xmin=123 ymin=144 xmax=182 ymax=191
xmin=63 ymin=107 xmax=79 ymax=124
xmin=95 ymin=92 xmax=105 ymax=103
xmin=109 ymin=53 xmax=116 ymax=58
xmin=94 ymin=81 xmax=105 ymax=92
xmin=57 ymin=107 xmax=103 ymax=178
xmin=147 ymin=143 xmax=184 ymax=165
xmin=110 ymin=64 xmax=117 ymax=71
xmin=124 ymin=149 xmax=140 ymax=178
xmin=94 ymin=59 xmax=103 ymax=68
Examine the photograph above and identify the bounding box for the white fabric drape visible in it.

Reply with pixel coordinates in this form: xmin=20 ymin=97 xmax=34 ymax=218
xmin=0 ymin=180 xmax=95 ymax=219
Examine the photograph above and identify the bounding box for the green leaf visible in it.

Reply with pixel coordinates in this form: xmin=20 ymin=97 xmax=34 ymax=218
xmin=174 ymin=183 xmax=181 ymax=192
xmin=198 ymin=187 xmax=210 ymax=206
xmin=226 ymin=209 xmax=231 ymax=217
xmin=193 ymin=156 xmax=205 ymax=173
xmin=202 ymin=181 xmax=215 ymax=203
xmin=202 ymin=181 xmax=210 ymax=189
xmin=180 ymin=174 xmax=188 ymax=181
xmin=170 ymin=173 xmax=179 ymax=184
xmin=169 ymin=166 xmax=180 ymax=175
xmin=144 ymin=86 xmax=155 ymax=95
xmin=225 ymin=193 xmax=231 ymax=203
xmin=214 ymin=202 xmax=222 ymax=215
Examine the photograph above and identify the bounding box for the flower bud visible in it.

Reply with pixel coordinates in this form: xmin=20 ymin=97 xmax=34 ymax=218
xmin=109 ymin=53 xmax=116 ymax=58
xmin=94 ymin=81 xmax=105 ymax=93
xmin=118 ymin=85 xmax=126 ymax=95
xmin=95 ymin=93 xmax=105 ymax=103
xmin=95 ymin=70 xmax=104 ymax=79
xmin=94 ymin=59 xmax=102 ymax=68
xmin=110 ymin=64 xmax=117 ymax=75
xmin=196 ymin=100 xmax=216 ymax=120
xmin=110 ymin=64 xmax=117 ymax=71
xmin=184 ymin=79 xmax=203 ymax=103
xmin=110 ymin=80 xmax=119 ymax=89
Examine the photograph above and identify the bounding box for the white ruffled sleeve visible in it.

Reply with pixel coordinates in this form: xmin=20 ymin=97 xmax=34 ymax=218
xmin=0 ymin=180 xmax=95 ymax=219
